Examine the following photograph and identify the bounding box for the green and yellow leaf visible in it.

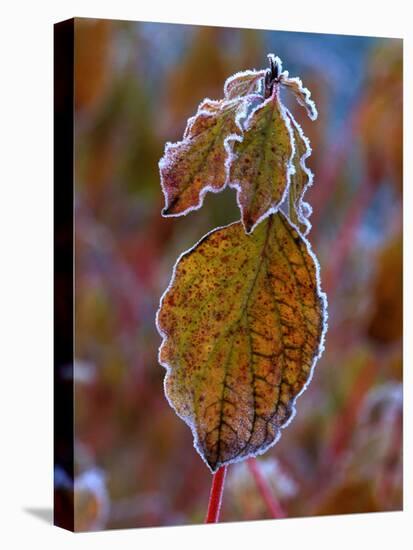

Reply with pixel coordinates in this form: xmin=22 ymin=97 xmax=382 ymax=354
xmin=228 ymin=89 xmax=294 ymax=233
xmin=157 ymin=212 xmax=326 ymax=472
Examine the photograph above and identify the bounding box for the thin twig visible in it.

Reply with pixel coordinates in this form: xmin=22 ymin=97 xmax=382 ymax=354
xmin=247 ymin=458 xmax=286 ymax=519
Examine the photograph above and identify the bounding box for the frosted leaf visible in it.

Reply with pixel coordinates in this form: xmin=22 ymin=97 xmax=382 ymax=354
xmin=286 ymin=110 xmax=314 ymax=235
xmin=224 ymin=69 xmax=266 ymax=100
xmin=160 ymin=97 xmax=251 ymax=217
xmin=227 ymin=87 xmax=294 ymax=233
xmin=281 ymin=73 xmax=318 ymax=121
xmin=156 ymin=212 xmax=327 ymax=471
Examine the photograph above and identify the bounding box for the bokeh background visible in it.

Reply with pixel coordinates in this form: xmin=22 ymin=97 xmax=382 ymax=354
xmin=67 ymin=18 xmax=402 ymax=530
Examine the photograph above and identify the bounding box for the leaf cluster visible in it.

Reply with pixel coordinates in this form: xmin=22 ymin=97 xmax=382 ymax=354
xmin=157 ymin=55 xmax=328 ymax=471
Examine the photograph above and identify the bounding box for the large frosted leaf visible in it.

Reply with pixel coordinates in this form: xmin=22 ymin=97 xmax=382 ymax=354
xmin=228 ymin=89 xmax=294 ymax=233
xmin=160 ymin=98 xmax=249 ymax=217
xmin=157 ymin=212 xmax=327 ymax=472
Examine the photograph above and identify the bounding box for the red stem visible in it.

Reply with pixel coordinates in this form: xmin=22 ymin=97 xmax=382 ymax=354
xmin=247 ymin=458 xmax=286 ymax=519
xmin=205 ymin=466 xmax=227 ymax=523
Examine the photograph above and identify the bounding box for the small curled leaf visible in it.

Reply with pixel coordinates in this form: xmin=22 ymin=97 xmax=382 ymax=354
xmin=287 ymin=111 xmax=313 ymax=235
xmin=228 ymin=88 xmax=294 ymax=233
xmin=281 ymin=75 xmax=318 ymax=121
xmin=157 ymin=212 xmax=327 ymax=472
xmin=224 ymin=69 xmax=266 ymax=100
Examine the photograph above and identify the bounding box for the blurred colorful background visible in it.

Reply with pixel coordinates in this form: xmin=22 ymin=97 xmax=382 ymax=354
xmin=67 ymin=18 xmax=402 ymax=530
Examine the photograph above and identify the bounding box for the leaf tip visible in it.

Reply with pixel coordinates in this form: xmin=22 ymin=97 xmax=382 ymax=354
xmin=161 ymin=198 xmax=183 ymax=217
xmin=206 ymin=459 xmax=220 ymax=473
xmin=243 ymin=220 xmax=254 ymax=234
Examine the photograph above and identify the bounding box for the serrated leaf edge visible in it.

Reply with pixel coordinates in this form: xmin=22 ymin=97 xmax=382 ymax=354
xmin=223 ymin=68 xmax=266 ymax=100
xmin=281 ymin=72 xmax=318 ymax=121
xmin=286 ymin=108 xmax=314 ymax=236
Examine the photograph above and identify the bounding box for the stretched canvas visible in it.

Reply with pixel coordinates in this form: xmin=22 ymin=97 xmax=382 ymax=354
xmin=54 ymin=17 xmax=403 ymax=531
